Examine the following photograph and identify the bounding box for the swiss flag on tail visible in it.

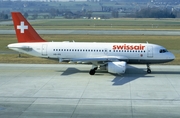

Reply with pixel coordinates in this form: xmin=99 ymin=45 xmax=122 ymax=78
xmin=11 ymin=12 xmax=46 ymax=43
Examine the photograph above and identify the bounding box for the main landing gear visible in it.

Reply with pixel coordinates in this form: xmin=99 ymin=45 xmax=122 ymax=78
xmin=89 ymin=67 xmax=98 ymax=75
xmin=147 ymin=64 xmax=151 ymax=73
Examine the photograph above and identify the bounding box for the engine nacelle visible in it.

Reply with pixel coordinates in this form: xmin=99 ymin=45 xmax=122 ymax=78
xmin=107 ymin=61 xmax=126 ymax=74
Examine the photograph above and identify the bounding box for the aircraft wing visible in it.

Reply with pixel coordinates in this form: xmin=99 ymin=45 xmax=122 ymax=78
xmin=69 ymin=56 xmax=128 ymax=63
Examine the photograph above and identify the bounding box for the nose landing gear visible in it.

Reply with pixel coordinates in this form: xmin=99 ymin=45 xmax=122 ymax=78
xmin=147 ymin=64 xmax=151 ymax=73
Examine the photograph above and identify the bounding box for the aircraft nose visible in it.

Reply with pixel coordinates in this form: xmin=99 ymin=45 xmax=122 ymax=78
xmin=169 ymin=52 xmax=175 ymax=60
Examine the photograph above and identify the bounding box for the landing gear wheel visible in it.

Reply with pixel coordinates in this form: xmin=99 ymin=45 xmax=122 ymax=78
xmin=147 ymin=68 xmax=151 ymax=73
xmin=89 ymin=69 xmax=96 ymax=75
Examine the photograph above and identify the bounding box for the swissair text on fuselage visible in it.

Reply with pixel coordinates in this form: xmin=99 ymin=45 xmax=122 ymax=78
xmin=113 ymin=44 xmax=145 ymax=50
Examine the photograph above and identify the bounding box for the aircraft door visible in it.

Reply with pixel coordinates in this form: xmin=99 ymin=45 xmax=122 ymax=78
xmin=42 ymin=44 xmax=47 ymax=56
xmin=147 ymin=46 xmax=153 ymax=58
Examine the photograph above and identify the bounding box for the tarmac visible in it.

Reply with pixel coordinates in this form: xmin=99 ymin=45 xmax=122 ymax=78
xmin=0 ymin=20 xmax=180 ymax=35
xmin=0 ymin=63 xmax=180 ymax=118
xmin=1 ymin=30 xmax=180 ymax=35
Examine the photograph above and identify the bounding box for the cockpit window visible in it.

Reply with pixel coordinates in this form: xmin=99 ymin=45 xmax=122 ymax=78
xmin=159 ymin=49 xmax=168 ymax=53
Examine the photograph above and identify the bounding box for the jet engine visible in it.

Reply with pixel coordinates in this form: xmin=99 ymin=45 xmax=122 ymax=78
xmin=107 ymin=61 xmax=126 ymax=74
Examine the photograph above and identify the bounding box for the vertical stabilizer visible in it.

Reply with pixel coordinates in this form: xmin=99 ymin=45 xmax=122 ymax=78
xmin=11 ymin=12 xmax=46 ymax=42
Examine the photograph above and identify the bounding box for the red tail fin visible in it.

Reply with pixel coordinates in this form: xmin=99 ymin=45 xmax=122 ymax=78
xmin=11 ymin=12 xmax=46 ymax=43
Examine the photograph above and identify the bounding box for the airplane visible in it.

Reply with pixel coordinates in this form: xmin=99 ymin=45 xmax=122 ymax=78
xmin=8 ymin=12 xmax=175 ymax=75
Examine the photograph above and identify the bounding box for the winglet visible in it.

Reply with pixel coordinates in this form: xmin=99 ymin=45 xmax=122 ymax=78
xmin=11 ymin=12 xmax=46 ymax=43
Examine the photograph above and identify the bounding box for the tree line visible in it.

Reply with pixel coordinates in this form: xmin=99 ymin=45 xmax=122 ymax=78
xmin=0 ymin=12 xmax=8 ymax=20
xmin=133 ymin=8 xmax=176 ymax=18
xmin=0 ymin=7 xmax=177 ymax=20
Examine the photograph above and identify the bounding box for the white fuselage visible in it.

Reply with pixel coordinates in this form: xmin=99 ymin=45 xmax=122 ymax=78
xmin=8 ymin=42 xmax=175 ymax=64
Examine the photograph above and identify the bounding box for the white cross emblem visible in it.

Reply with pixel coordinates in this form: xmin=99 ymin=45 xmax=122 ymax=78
xmin=17 ymin=21 xmax=28 ymax=33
